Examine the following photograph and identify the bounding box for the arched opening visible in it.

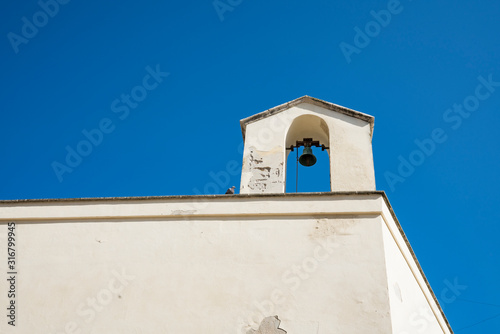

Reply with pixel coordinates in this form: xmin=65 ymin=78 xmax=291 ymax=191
xmin=285 ymin=115 xmax=331 ymax=193
xmin=286 ymin=146 xmax=330 ymax=192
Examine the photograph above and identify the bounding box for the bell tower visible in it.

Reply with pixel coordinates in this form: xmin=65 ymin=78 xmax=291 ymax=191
xmin=239 ymin=96 xmax=376 ymax=193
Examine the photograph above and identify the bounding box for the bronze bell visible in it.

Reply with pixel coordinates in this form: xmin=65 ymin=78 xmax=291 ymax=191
xmin=299 ymin=146 xmax=317 ymax=167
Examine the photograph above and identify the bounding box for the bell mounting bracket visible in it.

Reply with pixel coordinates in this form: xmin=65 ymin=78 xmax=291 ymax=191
xmin=286 ymin=138 xmax=329 ymax=152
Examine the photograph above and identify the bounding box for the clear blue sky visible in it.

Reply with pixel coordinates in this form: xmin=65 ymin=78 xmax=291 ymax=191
xmin=1 ymin=0 xmax=500 ymax=331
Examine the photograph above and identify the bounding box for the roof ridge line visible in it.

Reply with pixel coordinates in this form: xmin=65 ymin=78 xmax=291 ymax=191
xmin=240 ymin=95 xmax=374 ymax=140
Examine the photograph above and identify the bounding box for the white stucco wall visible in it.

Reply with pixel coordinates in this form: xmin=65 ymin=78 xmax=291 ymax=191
xmin=380 ymin=206 xmax=452 ymax=334
xmin=0 ymin=193 xmax=451 ymax=334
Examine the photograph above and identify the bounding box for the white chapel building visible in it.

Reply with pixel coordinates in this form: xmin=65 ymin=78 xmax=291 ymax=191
xmin=0 ymin=96 xmax=453 ymax=333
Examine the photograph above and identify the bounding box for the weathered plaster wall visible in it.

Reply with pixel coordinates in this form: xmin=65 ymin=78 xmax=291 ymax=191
xmin=1 ymin=216 xmax=390 ymax=334
xmin=240 ymin=102 xmax=375 ymax=194
xmin=380 ymin=207 xmax=452 ymax=334
xmin=0 ymin=193 xmax=451 ymax=334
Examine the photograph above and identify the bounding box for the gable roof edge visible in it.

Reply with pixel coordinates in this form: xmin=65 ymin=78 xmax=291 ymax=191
xmin=240 ymin=95 xmax=375 ymax=140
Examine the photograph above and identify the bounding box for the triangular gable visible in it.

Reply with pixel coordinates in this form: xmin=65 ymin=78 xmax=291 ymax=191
xmin=240 ymin=95 xmax=375 ymax=139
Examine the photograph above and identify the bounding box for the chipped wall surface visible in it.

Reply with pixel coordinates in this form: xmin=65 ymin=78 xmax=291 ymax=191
xmin=248 ymin=316 xmax=287 ymax=334
xmin=240 ymin=102 xmax=376 ymax=194
xmin=241 ymin=146 xmax=284 ymax=193
xmin=0 ymin=193 xmax=451 ymax=334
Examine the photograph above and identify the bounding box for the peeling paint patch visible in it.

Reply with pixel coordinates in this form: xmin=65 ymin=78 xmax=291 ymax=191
xmin=247 ymin=316 xmax=287 ymax=334
xmin=250 ymin=151 xmax=264 ymax=165
xmin=310 ymin=218 xmax=356 ymax=239
xmin=245 ymin=147 xmax=285 ymax=193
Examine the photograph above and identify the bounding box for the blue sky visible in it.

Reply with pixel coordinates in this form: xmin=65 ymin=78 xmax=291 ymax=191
xmin=1 ymin=0 xmax=500 ymax=331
